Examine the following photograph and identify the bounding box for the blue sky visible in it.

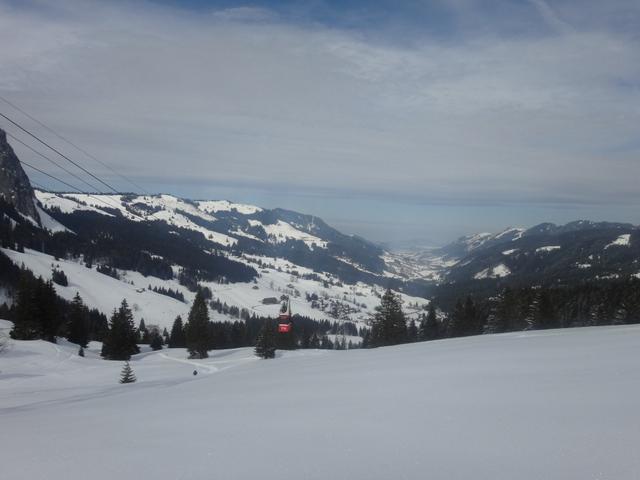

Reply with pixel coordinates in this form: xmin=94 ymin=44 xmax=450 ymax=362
xmin=1 ymin=0 xmax=639 ymax=245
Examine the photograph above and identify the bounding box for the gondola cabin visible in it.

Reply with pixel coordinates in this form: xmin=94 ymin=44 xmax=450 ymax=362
xmin=278 ymin=298 xmax=292 ymax=333
xmin=278 ymin=323 xmax=291 ymax=333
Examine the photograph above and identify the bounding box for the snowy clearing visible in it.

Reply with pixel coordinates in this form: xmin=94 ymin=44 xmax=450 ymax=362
xmin=474 ymin=263 xmax=511 ymax=279
xmin=2 ymin=325 xmax=640 ymax=479
xmin=536 ymin=245 xmax=561 ymax=253
xmin=605 ymin=234 xmax=631 ymax=249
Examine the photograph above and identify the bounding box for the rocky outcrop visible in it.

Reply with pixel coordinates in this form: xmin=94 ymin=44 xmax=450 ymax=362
xmin=0 ymin=128 xmax=39 ymax=222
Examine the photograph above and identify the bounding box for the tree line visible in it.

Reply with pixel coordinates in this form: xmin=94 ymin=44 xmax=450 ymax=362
xmin=366 ymin=278 xmax=640 ymax=349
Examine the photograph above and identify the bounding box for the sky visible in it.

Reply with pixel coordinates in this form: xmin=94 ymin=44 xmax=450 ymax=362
xmin=0 ymin=0 xmax=639 ymax=246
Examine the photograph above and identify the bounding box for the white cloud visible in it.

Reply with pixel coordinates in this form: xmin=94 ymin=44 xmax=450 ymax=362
xmin=0 ymin=0 xmax=639 ymax=213
xmin=529 ymin=0 xmax=575 ymax=34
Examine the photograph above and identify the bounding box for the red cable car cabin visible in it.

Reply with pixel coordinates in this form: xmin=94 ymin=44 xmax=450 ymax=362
xmin=278 ymin=299 xmax=292 ymax=333
xmin=278 ymin=323 xmax=291 ymax=333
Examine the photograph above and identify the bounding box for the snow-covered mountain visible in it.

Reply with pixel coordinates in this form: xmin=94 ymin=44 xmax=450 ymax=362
xmin=35 ymin=190 xmax=391 ymax=281
xmin=1 ymin=186 xmax=431 ymax=331
xmin=397 ymin=221 xmax=640 ymax=288
xmin=0 ymin=124 xmax=435 ymax=333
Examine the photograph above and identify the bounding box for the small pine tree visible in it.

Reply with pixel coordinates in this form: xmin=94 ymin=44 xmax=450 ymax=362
xmin=254 ymin=320 xmax=277 ymax=359
xmin=119 ymin=361 xmax=136 ymax=384
xmin=138 ymin=318 xmax=149 ymax=344
xmin=149 ymin=331 xmax=163 ymax=351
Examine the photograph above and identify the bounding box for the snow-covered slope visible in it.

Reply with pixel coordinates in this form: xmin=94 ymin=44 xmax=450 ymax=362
xmin=33 ymin=190 xmax=400 ymax=287
xmin=35 ymin=191 xmax=326 ymax=251
xmin=2 ymin=325 xmax=640 ymax=479
xmin=1 ymin=247 xmax=428 ymax=329
xmin=1 ymin=247 xmax=192 ymax=327
xmin=394 ymin=221 xmax=640 ymax=285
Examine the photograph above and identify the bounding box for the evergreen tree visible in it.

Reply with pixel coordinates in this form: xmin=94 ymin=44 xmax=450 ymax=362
xmin=537 ymin=290 xmax=557 ymax=329
xmin=138 ymin=318 xmax=149 ymax=343
xmin=360 ymin=329 xmax=370 ymax=348
xmin=300 ymin=327 xmax=311 ymax=349
xmin=483 ymin=311 xmax=500 ymax=334
xmin=185 ymin=290 xmax=210 ymax=359
xmin=119 ymin=361 xmax=136 ymax=384
xmin=149 ymin=331 xmax=163 ymax=351
xmin=168 ymin=316 xmax=186 ymax=348
xmin=446 ymin=300 xmax=465 ymax=337
xmin=78 ymin=346 xmax=85 ymax=357
xmin=526 ymin=291 xmax=556 ymax=330
xmin=613 ymin=307 xmax=627 ymax=325
xmin=320 ymin=334 xmax=334 ymax=349
xmin=101 ymin=299 xmax=140 ymax=360
xmin=51 ymin=268 xmax=68 ymax=287
xmin=67 ymin=292 xmax=89 ymax=348
xmin=254 ymin=320 xmax=277 ymax=359
xmin=492 ymin=288 xmax=517 ymax=333
xmin=448 ymin=296 xmax=479 ymax=338
xmin=407 ymin=319 xmax=418 ymax=342
xmin=370 ymin=289 xmax=407 ymax=347
xmin=419 ymin=304 xmax=439 ymax=340
xmin=11 ymin=273 xmax=40 ymax=340
xmin=37 ymin=279 xmax=61 ymax=343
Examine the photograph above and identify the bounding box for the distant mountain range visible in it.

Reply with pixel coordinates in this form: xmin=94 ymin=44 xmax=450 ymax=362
xmin=1 ymin=128 xmax=639 ymax=326
xmin=404 ymin=222 xmax=639 ymax=292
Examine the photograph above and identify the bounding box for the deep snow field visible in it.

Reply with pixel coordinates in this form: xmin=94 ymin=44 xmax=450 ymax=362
xmin=2 ymin=320 xmax=640 ymax=479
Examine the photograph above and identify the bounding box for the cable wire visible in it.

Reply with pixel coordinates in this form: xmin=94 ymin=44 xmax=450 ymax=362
xmin=7 ymin=132 xmax=107 ymax=195
xmin=0 ymin=95 xmax=151 ymax=194
xmin=1 ymin=111 xmax=120 ymax=194
xmin=19 ymin=160 xmax=125 ymax=212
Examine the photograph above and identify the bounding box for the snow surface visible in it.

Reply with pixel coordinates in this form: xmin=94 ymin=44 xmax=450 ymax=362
xmin=1 ymin=248 xmax=191 ymax=328
xmin=536 ymin=245 xmax=561 ymax=253
xmin=35 ymin=191 xmax=112 ymax=217
xmin=605 ymin=234 xmax=631 ymax=249
xmin=474 ymin=263 xmax=511 ymax=279
xmin=249 ymin=219 xmax=327 ymax=248
xmin=197 ymin=199 xmax=262 ymax=215
xmin=36 ymin=205 xmax=72 ymax=233
xmin=382 ymin=251 xmax=456 ymax=281
xmin=2 ymin=326 xmax=640 ymax=479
